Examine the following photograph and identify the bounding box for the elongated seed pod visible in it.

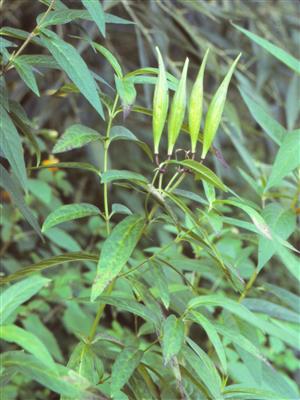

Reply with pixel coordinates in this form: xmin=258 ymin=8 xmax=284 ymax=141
xmin=167 ymin=58 xmax=189 ymax=156
xmin=201 ymin=53 xmax=241 ymax=160
xmin=188 ymin=49 xmax=209 ymax=154
xmin=153 ymin=47 xmax=169 ymax=155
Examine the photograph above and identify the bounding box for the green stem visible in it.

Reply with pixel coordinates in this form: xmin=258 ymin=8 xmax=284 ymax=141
xmin=1 ymin=0 xmax=56 ymax=76
xmin=103 ymin=95 xmax=119 ymax=235
xmin=239 ymin=269 xmax=258 ymax=302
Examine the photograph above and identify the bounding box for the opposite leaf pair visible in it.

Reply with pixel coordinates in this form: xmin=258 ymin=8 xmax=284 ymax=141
xmin=153 ymin=47 xmax=241 ymax=160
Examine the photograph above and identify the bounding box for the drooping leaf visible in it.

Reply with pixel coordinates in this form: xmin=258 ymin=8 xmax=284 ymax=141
xmin=162 ymin=314 xmax=185 ymax=365
xmin=239 ymin=88 xmax=286 ymax=145
xmin=189 ymin=310 xmax=227 ymax=373
xmin=32 ymin=161 xmax=100 ymax=175
xmin=42 ymin=203 xmax=101 ymax=232
xmin=0 ymin=252 xmax=98 ymax=284
xmin=0 ymin=105 xmax=27 ymax=190
xmin=168 ymin=159 xmax=228 ymax=191
xmin=0 ymin=325 xmax=56 ymax=371
xmin=152 ymin=47 xmax=169 ymax=155
xmin=0 ymin=165 xmax=42 ymax=237
xmin=81 ymin=0 xmax=105 ymax=37
xmin=111 ymin=347 xmax=143 ymax=396
xmin=93 ymin=42 xmax=123 ymax=78
xmin=0 ymin=352 xmax=85 ymax=398
xmin=110 ymin=125 xmax=153 ymax=161
xmin=52 ymin=124 xmax=103 ymax=153
xmin=0 ymin=276 xmax=50 ymax=324
xmin=201 ymin=54 xmax=241 ymax=159
xmin=23 ymin=314 xmax=63 ymax=362
xmin=167 ymin=57 xmax=189 ymax=155
xmin=111 ymin=203 xmax=132 ymax=216
xmin=13 ymin=57 xmax=40 ymax=96
xmin=91 ymin=215 xmax=145 ymax=301
xmin=233 ymin=23 xmax=300 ymax=74
xmin=101 ymin=170 xmax=148 ymax=185
xmin=258 ymin=203 xmax=296 ymax=271
xmin=189 ymin=48 xmax=209 ymax=153
xmin=266 ymin=129 xmax=300 ymax=190
xmin=40 ymin=29 xmax=104 ymax=119
xmin=188 ymin=294 xmax=299 ymax=348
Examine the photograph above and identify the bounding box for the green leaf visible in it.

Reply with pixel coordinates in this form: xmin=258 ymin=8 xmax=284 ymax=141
xmin=93 ymin=42 xmax=123 ymax=78
xmin=111 ymin=347 xmax=143 ymax=396
xmin=115 ymin=76 xmax=137 ymax=107
xmin=152 ymin=47 xmax=169 ymax=154
xmin=32 ymin=161 xmax=100 ymax=175
xmin=17 ymin=54 xmax=59 ymax=69
xmin=13 ymin=58 xmax=40 ymax=96
xmin=0 ymin=252 xmax=98 ymax=284
xmin=242 ymin=299 xmax=300 ymax=323
xmin=40 ymin=29 xmax=104 ymax=119
xmin=201 ymin=54 xmax=241 ymax=159
xmin=0 ymin=165 xmax=42 ymax=237
xmin=169 ymin=159 xmax=228 ymax=191
xmin=258 ymin=203 xmax=296 ymax=271
xmin=67 ymin=342 xmax=103 ymax=386
xmin=184 ymin=340 xmax=222 ymax=400
xmin=223 ymin=385 xmax=291 ymax=400
xmin=266 ymin=130 xmax=300 ymax=190
xmin=91 ymin=215 xmax=145 ymax=301
xmin=110 ymin=125 xmax=153 ymax=161
xmin=233 ymin=23 xmax=300 ymax=74
xmin=23 ymin=314 xmax=63 ymax=362
xmin=52 ymin=124 xmax=102 ymax=153
xmin=162 ymin=315 xmax=185 ymax=365
xmin=239 ymin=88 xmax=286 ymax=145
xmin=0 ymin=325 xmax=56 ymax=371
xmin=111 ymin=203 xmax=132 ymax=216
xmin=0 ymin=276 xmax=50 ymax=324
xmin=96 ymin=295 xmax=160 ymax=325
xmin=101 ymin=170 xmax=148 ymax=185
xmin=0 ymin=352 xmax=84 ymax=397
xmin=188 ymin=294 xmax=299 ymax=348
xmin=189 ymin=311 xmax=227 ymax=373
xmin=81 ymin=0 xmax=105 ymax=37
xmin=42 ymin=203 xmax=100 ymax=232
xmin=189 ymin=48 xmax=209 ymax=153
xmin=0 ymin=105 xmax=27 ymax=190
xmin=168 ymin=57 xmax=189 ymax=155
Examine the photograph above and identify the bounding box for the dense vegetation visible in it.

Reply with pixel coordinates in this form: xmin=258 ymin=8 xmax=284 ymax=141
xmin=0 ymin=0 xmax=299 ymax=399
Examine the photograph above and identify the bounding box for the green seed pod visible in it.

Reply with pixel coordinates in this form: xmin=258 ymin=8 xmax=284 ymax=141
xmin=201 ymin=53 xmax=241 ymax=160
xmin=188 ymin=49 xmax=209 ymax=154
xmin=153 ymin=47 xmax=169 ymax=155
xmin=167 ymin=57 xmax=189 ymax=156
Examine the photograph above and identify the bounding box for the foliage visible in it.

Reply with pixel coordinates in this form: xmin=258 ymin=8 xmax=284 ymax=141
xmin=0 ymin=0 xmax=299 ymax=399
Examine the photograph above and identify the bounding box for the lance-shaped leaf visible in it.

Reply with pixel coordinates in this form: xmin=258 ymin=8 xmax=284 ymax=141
xmin=152 ymin=47 xmax=169 ymax=155
xmin=91 ymin=215 xmax=145 ymax=301
xmin=93 ymin=42 xmax=123 ymax=78
xmin=0 ymin=105 xmax=27 ymax=190
xmin=0 ymin=325 xmax=56 ymax=371
xmin=111 ymin=347 xmax=143 ymax=396
xmin=13 ymin=58 xmax=40 ymax=96
xmin=52 ymin=124 xmax=103 ymax=153
xmin=201 ymin=54 xmax=241 ymax=159
xmin=162 ymin=314 xmax=185 ymax=365
xmin=188 ymin=49 xmax=209 ymax=153
xmin=81 ymin=0 xmax=105 ymax=37
xmin=40 ymin=29 xmax=104 ymax=119
xmin=168 ymin=159 xmax=228 ymax=191
xmin=42 ymin=203 xmax=101 ymax=232
xmin=168 ymin=57 xmax=189 ymax=155
xmin=0 ymin=276 xmax=50 ymax=324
